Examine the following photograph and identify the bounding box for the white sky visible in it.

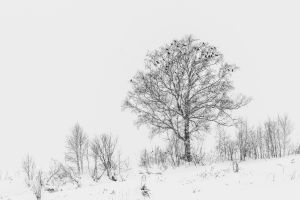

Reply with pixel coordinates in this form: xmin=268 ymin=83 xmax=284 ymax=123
xmin=0 ymin=0 xmax=299 ymax=171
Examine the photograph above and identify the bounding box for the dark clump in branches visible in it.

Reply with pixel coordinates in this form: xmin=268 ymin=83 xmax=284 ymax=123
xmin=123 ymin=35 xmax=250 ymax=162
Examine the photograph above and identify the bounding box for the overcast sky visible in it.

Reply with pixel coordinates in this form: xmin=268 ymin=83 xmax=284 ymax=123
xmin=0 ymin=0 xmax=299 ymax=171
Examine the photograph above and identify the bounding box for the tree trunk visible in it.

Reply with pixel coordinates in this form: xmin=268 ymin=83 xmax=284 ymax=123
xmin=93 ymin=156 xmax=98 ymax=180
xmin=240 ymin=151 xmax=243 ymax=161
xmin=230 ymin=151 xmax=233 ymax=161
xmin=184 ymin=119 xmax=192 ymax=162
xmin=243 ymin=149 xmax=247 ymax=161
xmin=76 ymin=154 xmax=81 ymax=174
xmin=80 ymin=157 xmax=84 ymax=174
xmin=86 ymin=147 xmax=90 ymax=174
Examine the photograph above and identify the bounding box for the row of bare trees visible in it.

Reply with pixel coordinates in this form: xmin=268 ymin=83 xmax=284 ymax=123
xmin=216 ymin=114 xmax=293 ymax=161
xmin=64 ymin=123 xmax=122 ymax=181
xmin=22 ymin=123 xmax=123 ymax=200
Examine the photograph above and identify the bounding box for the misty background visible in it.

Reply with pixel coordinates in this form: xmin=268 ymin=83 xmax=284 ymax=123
xmin=0 ymin=0 xmax=299 ymax=171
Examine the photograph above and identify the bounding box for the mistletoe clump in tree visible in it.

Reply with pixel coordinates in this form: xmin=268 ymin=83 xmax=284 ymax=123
xmin=123 ymin=35 xmax=250 ymax=162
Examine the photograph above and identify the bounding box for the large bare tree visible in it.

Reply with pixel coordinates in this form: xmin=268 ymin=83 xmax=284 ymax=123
xmin=123 ymin=35 xmax=250 ymax=162
xmin=65 ymin=123 xmax=88 ymax=175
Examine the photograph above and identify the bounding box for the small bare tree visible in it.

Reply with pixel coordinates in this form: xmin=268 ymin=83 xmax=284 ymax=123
xmin=277 ymin=114 xmax=293 ymax=156
xmin=90 ymin=138 xmax=107 ymax=181
xmin=90 ymin=140 xmax=100 ymax=180
xmin=216 ymin=127 xmax=228 ymax=160
xmin=31 ymin=170 xmax=43 ymax=200
xmin=115 ymin=151 xmax=130 ymax=181
xmin=256 ymin=125 xmax=265 ymax=159
xmin=90 ymin=134 xmax=118 ymax=180
xmin=22 ymin=154 xmax=36 ymax=187
xmin=236 ymin=120 xmax=250 ymax=161
xmin=264 ymin=118 xmax=280 ymax=158
xmin=44 ymin=159 xmax=65 ymax=191
xmin=65 ymin=123 xmax=88 ymax=175
xmin=227 ymin=140 xmax=237 ymax=161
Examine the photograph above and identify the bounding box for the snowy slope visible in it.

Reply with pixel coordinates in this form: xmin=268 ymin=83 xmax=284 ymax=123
xmin=1 ymin=155 xmax=300 ymax=200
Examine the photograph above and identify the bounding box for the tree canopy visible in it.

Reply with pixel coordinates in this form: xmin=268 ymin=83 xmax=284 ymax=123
xmin=123 ymin=35 xmax=250 ymax=161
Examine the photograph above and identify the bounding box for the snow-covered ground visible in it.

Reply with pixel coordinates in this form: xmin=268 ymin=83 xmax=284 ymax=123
xmin=1 ymin=155 xmax=300 ymax=200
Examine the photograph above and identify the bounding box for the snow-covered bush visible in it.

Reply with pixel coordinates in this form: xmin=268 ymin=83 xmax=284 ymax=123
xmin=43 ymin=161 xmax=82 ymax=190
xmin=140 ymin=147 xmax=168 ymax=170
xmin=232 ymin=161 xmax=239 ymax=173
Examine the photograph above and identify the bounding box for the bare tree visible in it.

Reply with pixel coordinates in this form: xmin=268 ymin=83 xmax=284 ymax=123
xmin=264 ymin=119 xmax=280 ymax=158
xmin=65 ymin=123 xmax=88 ymax=175
xmin=90 ymin=139 xmax=99 ymax=180
xmin=256 ymin=125 xmax=265 ymax=159
xmin=85 ymin=141 xmax=91 ymax=175
xmin=236 ymin=120 xmax=250 ymax=161
xmin=227 ymin=140 xmax=237 ymax=161
xmin=261 ymin=116 xmax=293 ymax=158
xmin=115 ymin=151 xmax=130 ymax=181
xmin=44 ymin=159 xmax=64 ymax=191
xmin=31 ymin=170 xmax=43 ymax=200
xmin=216 ymin=127 xmax=236 ymax=161
xmin=123 ymin=35 xmax=250 ymax=162
xmin=90 ymin=134 xmax=118 ymax=180
xmin=248 ymin=129 xmax=259 ymax=159
xmin=216 ymin=127 xmax=229 ymax=160
xmin=277 ymin=114 xmax=293 ymax=156
xmin=22 ymin=154 xmax=36 ymax=187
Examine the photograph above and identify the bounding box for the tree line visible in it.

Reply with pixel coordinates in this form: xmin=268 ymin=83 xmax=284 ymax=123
xmin=22 ymin=123 xmax=128 ymax=200
xmin=216 ymin=114 xmax=294 ymax=161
